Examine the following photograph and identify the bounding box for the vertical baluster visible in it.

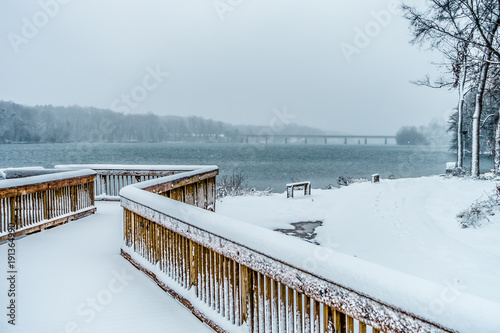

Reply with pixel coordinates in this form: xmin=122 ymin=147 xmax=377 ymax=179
xmin=272 ymin=280 xmax=279 ymax=332
xmin=359 ymin=322 xmax=367 ymax=333
xmin=279 ymin=283 xmax=287 ymax=333
xmin=167 ymin=229 xmax=172 ymax=277
xmin=233 ymin=261 xmax=240 ymax=325
xmin=252 ymin=270 xmax=259 ymax=333
xmin=258 ymin=273 xmax=265 ymax=332
xmin=296 ymin=291 xmax=303 ymax=333
xmin=216 ymin=253 xmax=221 ymax=313
xmin=313 ymin=300 xmax=321 ymax=333
xmin=183 ymin=236 xmax=188 ymax=288
xmin=24 ymin=194 xmax=30 ymax=227
xmin=346 ymin=316 xmax=354 ymax=333
xmin=226 ymin=258 xmax=232 ymax=322
xmin=12 ymin=196 xmax=18 ymax=231
xmin=287 ymin=287 xmax=294 ymax=333
xmin=21 ymin=194 xmax=26 ymax=229
xmin=265 ymin=276 xmax=272 ymax=333
xmin=335 ymin=310 xmax=346 ymax=333
xmin=205 ymin=247 xmax=211 ymax=307
xmin=240 ymin=265 xmax=249 ymax=327
xmin=175 ymin=233 xmax=180 ymax=284
xmin=220 ymin=255 xmax=226 ymax=316
xmin=1 ymin=199 xmax=4 ymax=234
xmin=189 ymin=241 xmax=198 ymax=295
xmin=304 ymin=296 xmax=311 ymax=333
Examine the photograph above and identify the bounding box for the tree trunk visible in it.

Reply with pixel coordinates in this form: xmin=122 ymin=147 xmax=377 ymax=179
xmin=471 ymin=59 xmax=490 ymax=177
xmin=495 ymin=108 xmax=500 ymax=174
xmin=457 ymin=60 xmax=467 ymax=169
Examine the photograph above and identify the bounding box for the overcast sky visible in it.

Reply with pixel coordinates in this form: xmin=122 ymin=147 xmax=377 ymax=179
xmin=0 ymin=0 xmax=456 ymax=135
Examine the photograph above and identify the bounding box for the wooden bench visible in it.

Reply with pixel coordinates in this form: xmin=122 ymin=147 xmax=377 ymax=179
xmin=286 ymin=181 xmax=311 ymax=198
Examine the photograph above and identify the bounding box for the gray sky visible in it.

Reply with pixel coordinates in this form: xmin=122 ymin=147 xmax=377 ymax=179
xmin=0 ymin=0 xmax=456 ymax=135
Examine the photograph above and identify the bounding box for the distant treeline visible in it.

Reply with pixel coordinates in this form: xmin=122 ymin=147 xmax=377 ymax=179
xmin=0 ymin=101 xmax=324 ymax=144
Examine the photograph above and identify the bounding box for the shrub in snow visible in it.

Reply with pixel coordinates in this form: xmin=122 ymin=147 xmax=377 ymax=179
xmin=457 ymin=192 xmax=499 ymax=228
xmin=448 ymin=167 xmax=468 ymax=177
xmin=0 ymin=170 xmax=5 ymax=180
xmin=217 ymin=171 xmax=274 ymax=198
xmin=217 ymin=171 xmax=247 ymax=198
xmin=337 ymin=176 xmax=369 ymax=187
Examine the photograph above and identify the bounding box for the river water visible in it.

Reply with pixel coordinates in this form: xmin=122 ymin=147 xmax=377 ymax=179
xmin=0 ymin=142 xmax=493 ymax=191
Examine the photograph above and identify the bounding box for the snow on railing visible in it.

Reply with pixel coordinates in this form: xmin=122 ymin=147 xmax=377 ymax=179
xmin=119 ymin=167 xmax=470 ymax=333
xmin=0 ymin=169 xmax=97 ymax=242
xmin=55 ymin=164 xmax=217 ymax=201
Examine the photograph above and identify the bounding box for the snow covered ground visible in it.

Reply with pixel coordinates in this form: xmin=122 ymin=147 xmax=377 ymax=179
xmin=0 ymin=202 xmax=213 ymax=333
xmin=217 ymin=176 xmax=500 ymax=330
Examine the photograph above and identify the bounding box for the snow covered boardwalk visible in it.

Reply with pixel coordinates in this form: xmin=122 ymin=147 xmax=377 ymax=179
xmin=0 ymin=201 xmax=214 ymax=333
xmin=2 ymin=165 xmax=500 ymax=333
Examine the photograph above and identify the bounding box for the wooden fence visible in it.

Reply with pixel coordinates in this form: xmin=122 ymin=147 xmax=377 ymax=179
xmin=55 ymin=165 xmax=216 ymax=200
xmin=0 ymin=170 xmax=96 ymax=242
xmin=120 ymin=166 xmax=456 ymax=333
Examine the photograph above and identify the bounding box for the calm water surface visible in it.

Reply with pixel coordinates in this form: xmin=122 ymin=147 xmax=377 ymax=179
xmin=0 ymin=143 xmax=493 ymax=191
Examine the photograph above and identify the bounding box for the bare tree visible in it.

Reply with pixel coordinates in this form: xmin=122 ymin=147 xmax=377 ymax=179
xmin=404 ymin=0 xmax=500 ymax=176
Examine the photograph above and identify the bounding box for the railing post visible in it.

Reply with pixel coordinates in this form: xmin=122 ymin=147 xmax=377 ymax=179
xmin=189 ymin=240 xmax=198 ymax=291
xmin=71 ymin=185 xmax=77 ymax=212
xmin=90 ymin=180 xmax=95 ymax=206
xmin=10 ymin=196 xmax=16 ymax=231
xmin=240 ymin=266 xmax=249 ymax=325
xmin=43 ymin=191 xmax=49 ymax=220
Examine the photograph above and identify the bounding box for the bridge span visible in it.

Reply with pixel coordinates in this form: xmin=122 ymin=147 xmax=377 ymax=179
xmin=237 ymin=134 xmax=397 ymax=145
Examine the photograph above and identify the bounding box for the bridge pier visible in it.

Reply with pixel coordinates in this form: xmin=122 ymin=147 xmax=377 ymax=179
xmin=385 ymin=138 xmax=388 ymax=145
xmin=265 ymin=137 xmax=268 ymax=144
xmin=344 ymin=137 xmax=347 ymax=145
xmin=305 ymin=138 xmax=308 ymax=144
xmin=325 ymin=138 xmax=327 ymax=144
xmin=364 ymin=138 xmax=367 ymax=145
xmin=285 ymin=138 xmax=288 ymax=144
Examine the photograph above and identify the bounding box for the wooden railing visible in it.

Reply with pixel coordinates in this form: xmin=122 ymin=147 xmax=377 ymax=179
xmin=0 ymin=170 xmax=96 ymax=242
xmin=56 ymin=164 xmax=216 ymax=201
xmin=120 ymin=167 xmax=457 ymax=333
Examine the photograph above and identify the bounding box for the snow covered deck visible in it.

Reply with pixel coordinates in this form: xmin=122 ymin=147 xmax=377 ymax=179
xmin=0 ymin=201 xmax=213 ymax=333
xmin=2 ymin=168 xmax=500 ymax=332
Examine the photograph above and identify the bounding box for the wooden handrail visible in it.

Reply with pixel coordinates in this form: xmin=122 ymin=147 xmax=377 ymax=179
xmin=0 ymin=170 xmax=97 ymax=242
xmin=120 ymin=167 xmax=460 ymax=333
xmin=56 ymin=164 xmax=218 ymax=201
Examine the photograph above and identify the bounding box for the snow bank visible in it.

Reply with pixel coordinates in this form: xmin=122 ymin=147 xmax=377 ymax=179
xmin=121 ymin=177 xmax=500 ymax=332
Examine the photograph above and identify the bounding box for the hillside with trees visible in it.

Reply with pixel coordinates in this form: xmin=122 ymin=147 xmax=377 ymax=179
xmin=0 ymin=101 xmax=325 ymax=144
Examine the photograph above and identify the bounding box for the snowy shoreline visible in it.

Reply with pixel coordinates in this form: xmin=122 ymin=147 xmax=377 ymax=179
xmin=217 ymin=175 xmax=500 ymax=331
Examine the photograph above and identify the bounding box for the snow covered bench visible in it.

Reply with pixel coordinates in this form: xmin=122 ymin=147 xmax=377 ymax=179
xmin=286 ymin=181 xmax=311 ymax=198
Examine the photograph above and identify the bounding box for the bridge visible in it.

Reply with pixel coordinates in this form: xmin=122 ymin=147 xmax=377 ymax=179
xmin=237 ymin=134 xmax=397 ymax=145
